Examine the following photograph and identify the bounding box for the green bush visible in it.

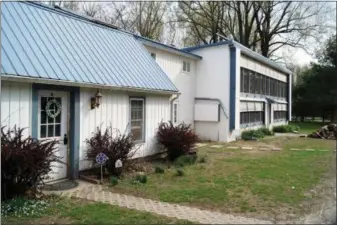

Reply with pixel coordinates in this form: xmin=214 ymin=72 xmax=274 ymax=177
xmin=198 ymin=155 xmax=207 ymax=163
xmin=257 ymin=127 xmax=273 ymax=136
xmin=272 ymin=125 xmax=296 ymax=133
xmin=133 ymin=175 xmax=147 ymax=184
xmin=175 ymin=169 xmax=185 ymax=177
xmin=154 ymin=166 xmax=165 ymax=174
xmin=1 ymin=197 xmax=51 ymax=218
xmin=109 ymin=176 xmax=119 ymax=186
xmin=174 ymin=155 xmax=197 ymax=167
xmin=241 ymin=129 xmax=265 ymax=140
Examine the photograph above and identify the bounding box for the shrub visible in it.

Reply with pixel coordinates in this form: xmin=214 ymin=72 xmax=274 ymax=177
xmin=85 ymin=125 xmax=137 ymax=176
xmin=198 ymin=155 xmax=207 ymax=163
xmin=174 ymin=155 xmax=197 ymax=167
xmin=1 ymin=197 xmax=51 ymax=218
xmin=175 ymin=169 xmax=185 ymax=177
xmin=133 ymin=174 xmax=147 ymax=184
xmin=241 ymin=129 xmax=264 ymax=140
xmin=109 ymin=176 xmax=119 ymax=186
xmin=154 ymin=166 xmax=165 ymax=174
xmin=272 ymin=125 xmax=295 ymax=133
xmin=1 ymin=126 xmax=61 ymax=201
xmin=157 ymin=121 xmax=199 ymax=161
xmin=257 ymin=127 xmax=273 ymax=136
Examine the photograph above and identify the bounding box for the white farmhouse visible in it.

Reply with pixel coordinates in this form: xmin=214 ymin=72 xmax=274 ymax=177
xmin=1 ymin=2 xmax=291 ymax=182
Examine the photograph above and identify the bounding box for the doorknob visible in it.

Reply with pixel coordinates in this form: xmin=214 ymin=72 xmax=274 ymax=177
xmin=63 ymin=134 xmax=68 ymax=145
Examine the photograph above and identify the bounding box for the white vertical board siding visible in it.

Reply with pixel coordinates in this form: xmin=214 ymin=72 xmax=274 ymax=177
xmin=139 ymin=95 xmax=170 ymax=157
xmin=79 ymin=87 xmax=170 ymax=170
xmin=1 ymin=81 xmax=31 ymax=137
xmin=192 ymin=45 xmax=230 ymax=142
xmin=240 ymin=55 xmax=288 ymax=82
xmin=144 ymin=46 xmax=196 ymax=126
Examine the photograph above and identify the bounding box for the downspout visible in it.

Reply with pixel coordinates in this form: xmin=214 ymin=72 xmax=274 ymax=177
xmin=170 ymin=93 xmax=180 ymax=122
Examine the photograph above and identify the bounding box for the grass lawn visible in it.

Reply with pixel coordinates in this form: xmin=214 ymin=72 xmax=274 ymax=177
xmin=3 ymin=198 xmax=193 ymax=225
xmin=108 ymin=137 xmax=335 ymax=220
xmin=289 ymin=121 xmax=325 ymax=134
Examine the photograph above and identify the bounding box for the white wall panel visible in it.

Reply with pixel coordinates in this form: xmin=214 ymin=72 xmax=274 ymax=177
xmin=144 ymin=46 xmax=196 ymax=126
xmin=79 ymin=88 xmax=170 ymax=170
xmin=194 ymin=101 xmax=219 ymax=122
xmin=1 ymin=81 xmax=31 ymax=136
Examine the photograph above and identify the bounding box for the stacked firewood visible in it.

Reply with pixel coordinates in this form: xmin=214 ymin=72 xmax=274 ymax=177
xmin=308 ymin=124 xmax=337 ymax=140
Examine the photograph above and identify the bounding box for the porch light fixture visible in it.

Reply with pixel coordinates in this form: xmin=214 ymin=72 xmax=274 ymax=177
xmin=91 ymin=90 xmax=103 ymax=109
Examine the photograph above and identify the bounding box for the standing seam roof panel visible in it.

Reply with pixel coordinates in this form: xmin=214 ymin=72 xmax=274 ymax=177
xmin=1 ymin=2 xmax=178 ymax=92
xmin=31 ymin=5 xmax=78 ymax=82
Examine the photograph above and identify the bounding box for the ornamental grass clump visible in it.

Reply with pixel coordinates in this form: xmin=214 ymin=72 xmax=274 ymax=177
xmin=157 ymin=121 xmax=199 ymax=161
xmin=85 ymin=125 xmax=137 ymax=176
xmin=1 ymin=126 xmax=61 ymax=201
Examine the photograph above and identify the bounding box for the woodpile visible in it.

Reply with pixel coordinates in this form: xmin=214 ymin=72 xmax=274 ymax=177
xmin=308 ymin=124 xmax=337 ymax=140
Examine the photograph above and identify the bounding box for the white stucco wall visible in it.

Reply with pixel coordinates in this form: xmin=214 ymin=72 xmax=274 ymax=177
xmin=144 ymin=46 xmax=197 ymax=126
xmin=1 ymin=81 xmax=32 ymax=137
xmin=191 ymin=45 xmax=231 ymax=142
xmin=79 ymin=88 xmax=171 ymax=170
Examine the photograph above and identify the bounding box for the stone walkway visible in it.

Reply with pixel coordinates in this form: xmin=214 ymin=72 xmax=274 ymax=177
xmin=55 ymin=181 xmax=272 ymax=224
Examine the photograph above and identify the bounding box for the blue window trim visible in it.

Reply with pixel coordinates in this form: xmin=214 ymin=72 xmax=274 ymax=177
xmin=32 ymin=83 xmax=80 ymax=179
xmin=229 ymin=44 xmax=236 ymax=131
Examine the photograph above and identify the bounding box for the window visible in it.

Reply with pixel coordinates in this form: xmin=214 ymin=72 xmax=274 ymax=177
xmin=183 ymin=61 xmax=190 ymax=72
xmin=240 ymin=111 xmax=264 ymax=126
xmin=130 ymin=98 xmax=145 ymax=141
xmin=240 ymin=67 xmax=287 ymax=98
xmin=274 ymin=111 xmax=287 ymax=121
xmin=173 ymin=103 xmax=178 ymax=123
xmin=40 ymin=97 xmax=62 ymax=138
xmin=150 ymin=52 xmax=156 ymax=60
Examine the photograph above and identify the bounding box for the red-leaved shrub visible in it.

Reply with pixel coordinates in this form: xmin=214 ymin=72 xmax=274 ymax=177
xmin=157 ymin=121 xmax=199 ymax=161
xmin=85 ymin=125 xmax=137 ymax=176
xmin=1 ymin=126 xmax=61 ymax=201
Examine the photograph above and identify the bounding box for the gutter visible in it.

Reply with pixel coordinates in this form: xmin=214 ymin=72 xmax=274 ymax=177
xmin=1 ymin=74 xmax=179 ymax=95
xmin=195 ymin=98 xmax=229 ymax=119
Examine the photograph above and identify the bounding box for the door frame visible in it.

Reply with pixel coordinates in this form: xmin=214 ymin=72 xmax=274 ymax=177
xmin=31 ymin=83 xmax=80 ymax=179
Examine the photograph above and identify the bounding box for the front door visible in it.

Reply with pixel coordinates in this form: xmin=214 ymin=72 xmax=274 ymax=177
xmin=38 ymin=91 xmax=69 ymax=182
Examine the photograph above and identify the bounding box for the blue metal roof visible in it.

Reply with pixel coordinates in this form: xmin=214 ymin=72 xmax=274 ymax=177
xmin=135 ymin=35 xmax=202 ymax=60
xmin=182 ymin=40 xmax=292 ymax=75
xmin=1 ymin=2 xmax=178 ymax=93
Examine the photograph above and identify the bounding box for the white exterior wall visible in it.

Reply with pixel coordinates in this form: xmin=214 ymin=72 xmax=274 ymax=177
xmin=79 ymin=87 xmax=170 ymax=170
xmin=1 ymin=81 xmax=32 ymax=137
xmin=144 ymin=46 xmax=196 ymax=126
xmin=192 ymin=45 xmax=231 ymax=142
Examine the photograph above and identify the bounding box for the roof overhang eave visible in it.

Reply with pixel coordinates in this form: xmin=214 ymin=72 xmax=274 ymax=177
xmin=137 ymin=38 xmax=202 ymax=60
xmin=1 ymin=74 xmax=180 ymax=95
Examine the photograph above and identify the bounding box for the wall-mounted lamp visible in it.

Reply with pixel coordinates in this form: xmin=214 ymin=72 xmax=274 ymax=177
xmin=91 ymin=90 xmax=103 ymax=109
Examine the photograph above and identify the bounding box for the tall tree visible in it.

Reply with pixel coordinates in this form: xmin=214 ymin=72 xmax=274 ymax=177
xmin=105 ymin=2 xmax=169 ymax=41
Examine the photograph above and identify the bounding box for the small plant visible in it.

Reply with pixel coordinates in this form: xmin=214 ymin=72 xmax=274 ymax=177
xmin=157 ymin=121 xmax=199 ymax=161
xmin=1 ymin=197 xmax=51 ymax=218
xmin=85 ymin=125 xmax=137 ymax=176
xmin=109 ymin=176 xmax=119 ymax=186
xmin=154 ymin=166 xmax=165 ymax=174
xmin=198 ymin=155 xmax=207 ymax=163
xmin=133 ymin=174 xmax=147 ymax=184
xmin=1 ymin=126 xmax=61 ymax=201
xmin=272 ymin=125 xmax=296 ymax=133
xmin=175 ymin=169 xmax=185 ymax=176
xmin=174 ymin=155 xmax=197 ymax=167
xmin=241 ymin=129 xmax=264 ymax=140
xmin=257 ymin=127 xmax=273 ymax=136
